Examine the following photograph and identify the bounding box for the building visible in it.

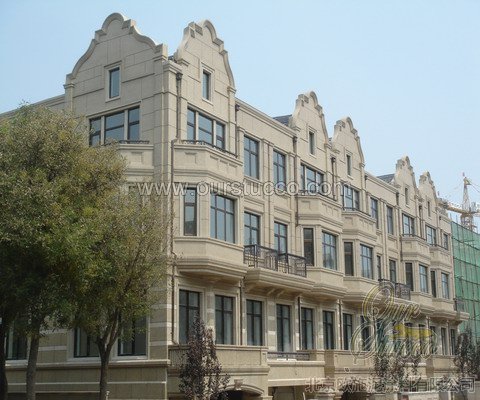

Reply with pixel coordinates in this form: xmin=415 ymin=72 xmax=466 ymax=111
xmin=3 ymin=12 xmax=469 ymax=400
xmin=452 ymin=221 xmax=480 ymax=339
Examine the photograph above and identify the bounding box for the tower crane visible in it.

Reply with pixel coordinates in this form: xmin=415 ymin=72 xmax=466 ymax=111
xmin=439 ymin=176 xmax=480 ymax=232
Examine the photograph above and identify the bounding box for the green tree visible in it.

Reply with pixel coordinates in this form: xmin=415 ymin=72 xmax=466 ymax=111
xmin=0 ymin=105 xmax=125 ymax=400
xmin=179 ymin=317 xmax=230 ymax=400
xmin=71 ymin=190 xmax=169 ymax=400
xmin=454 ymin=326 xmax=480 ymax=379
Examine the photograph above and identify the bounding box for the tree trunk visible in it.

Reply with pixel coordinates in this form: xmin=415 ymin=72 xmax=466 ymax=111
xmin=26 ymin=334 xmax=40 ymax=400
xmin=0 ymin=322 xmax=8 ymax=400
xmin=99 ymin=351 xmax=110 ymax=400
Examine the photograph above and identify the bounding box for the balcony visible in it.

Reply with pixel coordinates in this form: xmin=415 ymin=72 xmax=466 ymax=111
xmin=378 ymin=279 xmax=411 ymax=300
xmin=401 ymin=234 xmax=431 ymax=262
xmin=342 ymin=207 xmax=377 ymax=240
xmin=429 ymin=244 xmax=452 ymax=267
xmin=267 ymin=351 xmax=310 ymax=361
xmin=116 ymin=141 xmax=154 ymax=180
xmin=454 ymin=298 xmax=465 ymax=312
xmin=243 ymin=245 xmax=306 ymax=277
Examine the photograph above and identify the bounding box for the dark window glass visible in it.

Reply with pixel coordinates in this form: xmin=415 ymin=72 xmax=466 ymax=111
xmin=343 ymin=185 xmax=360 ymax=210
xmin=5 ymin=324 xmax=27 ymax=360
xmin=344 ymin=242 xmax=354 ymax=276
xmin=118 ymin=317 xmax=146 ymax=356
xmin=246 ymin=300 xmax=263 ymax=346
xmin=109 ymin=67 xmax=120 ymax=98
xmin=430 ymin=326 xmax=438 ymax=354
xmin=323 ymin=311 xmax=335 ymax=350
xmin=184 ymin=189 xmax=197 ymax=236
xmin=450 ymin=329 xmax=456 ymax=355
xmin=128 ymin=107 xmax=140 ymax=141
xmin=426 ymin=225 xmax=437 ymax=245
xmin=346 ymin=154 xmax=352 ymax=175
xmin=323 ymin=232 xmax=337 ymax=270
xmin=105 ymin=112 xmax=124 ymax=143
xmin=211 ymin=194 xmax=235 ymax=243
xmin=274 ymin=222 xmax=287 ymax=253
xmin=276 ymin=305 xmax=291 ymax=352
xmin=202 ymin=71 xmax=211 ymax=100
xmin=442 ymin=233 xmax=449 ymax=250
xmin=371 ymin=198 xmax=379 ymax=228
xmin=215 ymin=122 xmax=225 ymax=149
xmin=386 ymin=206 xmax=394 ymax=234
xmin=301 ymin=164 xmax=324 ymax=194
xmin=441 ymin=328 xmax=447 ymax=355
xmin=420 ymin=265 xmax=428 ymax=293
xmin=389 ymin=260 xmax=397 ymax=283
xmin=187 ymin=109 xmax=196 ymax=141
xmin=303 ymin=228 xmax=314 ymax=265
xmin=215 ymin=295 xmax=234 ymax=345
xmin=89 ymin=118 xmax=101 ymax=146
xmin=301 ymin=307 xmax=314 ymax=350
xmin=441 ymin=273 xmax=450 ymax=299
xmin=405 ymin=262 xmax=414 ymax=291
xmin=360 ymin=245 xmax=373 ymax=279
xmin=377 ymin=255 xmax=382 ymax=280
xmin=343 ymin=313 xmax=353 ymax=350
xmin=431 ymin=270 xmax=437 ymax=298
xmin=402 ymin=214 xmax=415 ymax=236
xmin=244 ymin=212 xmax=260 ymax=246
xmin=361 ymin=316 xmax=371 ymax=351
xmin=309 ymin=131 xmax=315 ymax=154
xmin=74 ymin=328 xmax=99 ymax=357
xmin=199 ymin=114 xmax=213 ymax=144
xmin=179 ymin=290 xmax=200 ymax=344
xmin=273 ymin=150 xmax=286 ymax=188
xmin=244 ymin=136 xmax=259 ymax=179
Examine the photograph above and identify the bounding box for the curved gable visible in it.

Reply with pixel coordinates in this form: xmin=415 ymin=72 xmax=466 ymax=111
xmin=393 ymin=156 xmax=418 ymax=191
xmin=419 ymin=171 xmax=438 ymax=202
xmin=332 ymin=117 xmax=365 ymax=165
xmin=290 ymin=91 xmax=329 ymax=146
xmin=66 ymin=13 xmax=166 ymax=82
xmin=174 ymin=19 xmax=235 ymax=89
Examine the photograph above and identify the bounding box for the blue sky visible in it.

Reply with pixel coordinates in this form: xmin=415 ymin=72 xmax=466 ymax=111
xmin=1 ymin=0 xmax=479 ymax=212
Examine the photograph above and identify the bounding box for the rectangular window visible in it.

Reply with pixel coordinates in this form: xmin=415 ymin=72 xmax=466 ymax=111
xmin=105 ymin=111 xmax=124 ymax=143
xmin=215 ymin=295 xmax=234 ymax=345
xmin=323 ymin=311 xmax=335 ymax=350
xmin=202 ymin=70 xmax=211 ymax=100
xmin=431 ymin=270 xmax=437 ymax=298
xmin=118 ymin=317 xmax=147 ymax=356
xmin=389 ymin=259 xmax=397 ymax=283
xmin=371 ymin=198 xmax=379 ymax=228
xmin=377 ymin=255 xmax=382 ymax=280
xmin=343 ymin=313 xmax=353 ymax=350
xmin=5 ymin=325 xmax=27 ymax=360
xmin=402 ymin=214 xmax=415 ymax=236
xmin=303 ymin=228 xmax=314 ymax=266
xmin=442 ymin=233 xmax=449 ymax=250
xmin=322 ymin=232 xmax=337 ymax=270
xmin=273 ymin=150 xmax=286 ymax=189
xmin=441 ymin=273 xmax=450 ymax=299
xmin=109 ymin=67 xmax=120 ymax=98
xmin=343 ymin=185 xmax=360 ymax=210
xmin=309 ymin=131 xmax=315 ymax=154
xmin=179 ymin=290 xmax=200 ymax=344
xmin=405 ymin=187 xmax=410 ymax=205
xmin=89 ymin=118 xmax=101 ymax=146
xmin=450 ymin=329 xmax=456 ymax=355
xmin=346 ymin=154 xmax=352 ymax=176
xmin=74 ymin=328 xmax=99 ymax=357
xmin=405 ymin=262 xmax=414 ymax=291
xmin=184 ymin=189 xmax=197 ymax=236
xmin=360 ymin=245 xmax=373 ymax=279
xmin=427 ymin=201 xmax=431 ymax=217
xmin=246 ymin=300 xmax=263 ymax=346
xmin=210 ymin=194 xmax=235 ymax=243
xmin=276 ymin=304 xmax=291 ymax=352
xmin=187 ymin=108 xmax=225 ymax=149
xmin=244 ymin=136 xmax=259 ymax=179
xmin=128 ymin=108 xmax=140 ymax=141
xmin=420 ymin=265 xmax=428 ymax=293
xmin=301 ymin=164 xmax=324 ymax=194
xmin=430 ymin=326 xmax=437 ymax=354
xmin=441 ymin=328 xmax=447 ymax=355
xmin=426 ymin=226 xmax=437 ymax=245
xmin=244 ymin=212 xmax=260 ymax=246
xmin=361 ymin=316 xmax=371 ymax=351
xmin=274 ymin=222 xmax=288 ymax=253
xmin=386 ymin=206 xmax=394 ymax=235
xmin=301 ymin=307 xmax=314 ymax=350
xmin=344 ymin=242 xmax=354 ymax=276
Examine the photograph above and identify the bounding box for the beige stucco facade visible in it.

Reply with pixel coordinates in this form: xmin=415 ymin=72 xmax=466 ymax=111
xmin=2 ymin=13 xmax=469 ymax=400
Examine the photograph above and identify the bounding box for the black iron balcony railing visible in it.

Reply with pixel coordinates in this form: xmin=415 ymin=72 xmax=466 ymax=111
xmin=278 ymin=253 xmax=307 ymax=277
xmin=378 ymin=279 xmax=411 ymax=301
xmin=182 ymin=140 xmax=238 ymax=158
xmin=243 ymin=245 xmax=307 ymax=277
xmin=267 ymin=351 xmax=310 ymax=361
xmin=454 ymin=298 xmax=465 ymax=312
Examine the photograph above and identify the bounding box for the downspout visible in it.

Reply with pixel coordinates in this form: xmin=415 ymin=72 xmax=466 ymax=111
xmin=293 ymin=136 xmax=299 ymax=226
xmin=170 ymin=71 xmax=183 ymax=343
xmin=240 ymin=279 xmax=244 ymax=346
xmin=297 ymin=296 xmax=301 ymax=350
xmin=235 ymin=104 xmax=240 ymax=157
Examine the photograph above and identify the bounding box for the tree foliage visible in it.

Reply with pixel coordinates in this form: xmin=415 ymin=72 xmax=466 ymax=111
xmin=454 ymin=326 xmax=480 ymax=380
xmin=179 ymin=318 xmax=230 ymax=400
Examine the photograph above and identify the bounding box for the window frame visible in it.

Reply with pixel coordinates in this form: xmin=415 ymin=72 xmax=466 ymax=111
xmin=343 ymin=185 xmax=360 ymax=210
xmin=202 ymin=70 xmax=212 ymax=100
xmin=323 ymin=310 xmax=335 ymax=350
xmin=274 ymin=221 xmax=288 ymax=253
xmin=244 ymin=212 xmax=260 ymax=246
xmin=210 ymin=193 xmax=235 ymax=243
xmin=187 ymin=108 xmax=226 ymax=149
xmin=405 ymin=262 xmax=414 ymax=291
xmin=273 ymin=150 xmax=286 ymax=189
xmin=74 ymin=328 xmax=99 ymax=358
xmin=89 ymin=107 xmax=140 ymax=146
xmin=179 ymin=289 xmax=200 ymax=344
xmin=419 ymin=265 xmax=429 ymax=293
xmin=276 ymin=304 xmax=291 ymax=352
xmin=346 ymin=154 xmax=352 ymax=176
xmin=431 ymin=270 xmax=437 ymax=298
xmin=301 ymin=164 xmax=324 ymax=194
xmin=215 ymin=295 xmax=234 ymax=345
xmin=117 ymin=317 xmax=147 ymax=357
xmin=402 ymin=213 xmax=415 ymax=236
xmin=300 ymin=307 xmax=314 ymax=350
xmin=322 ymin=231 xmax=337 ymax=270
xmin=360 ymin=244 xmax=373 ymax=279
xmin=370 ymin=198 xmax=379 ymax=228
xmin=441 ymin=272 xmax=450 ymax=299
xmin=246 ymin=299 xmax=263 ymax=346
xmin=5 ymin=324 xmax=27 ymax=360
xmin=343 ymin=313 xmax=353 ymax=351
xmin=108 ymin=66 xmax=120 ymax=99
xmin=308 ymin=131 xmax=315 ymax=155
xmin=184 ymin=188 xmax=198 ymax=236
xmin=344 ymin=241 xmax=354 ymax=276
xmin=389 ymin=259 xmax=397 ymax=283
xmin=303 ymin=228 xmax=315 ymax=266
xmin=386 ymin=205 xmax=394 ymax=235
xmin=244 ymin=136 xmax=260 ymax=179
xmin=426 ymin=225 xmax=437 ymax=245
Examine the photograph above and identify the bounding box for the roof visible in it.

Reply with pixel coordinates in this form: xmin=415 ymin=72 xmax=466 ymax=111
xmin=377 ymin=174 xmax=395 ymax=184
xmin=273 ymin=115 xmax=291 ymax=126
